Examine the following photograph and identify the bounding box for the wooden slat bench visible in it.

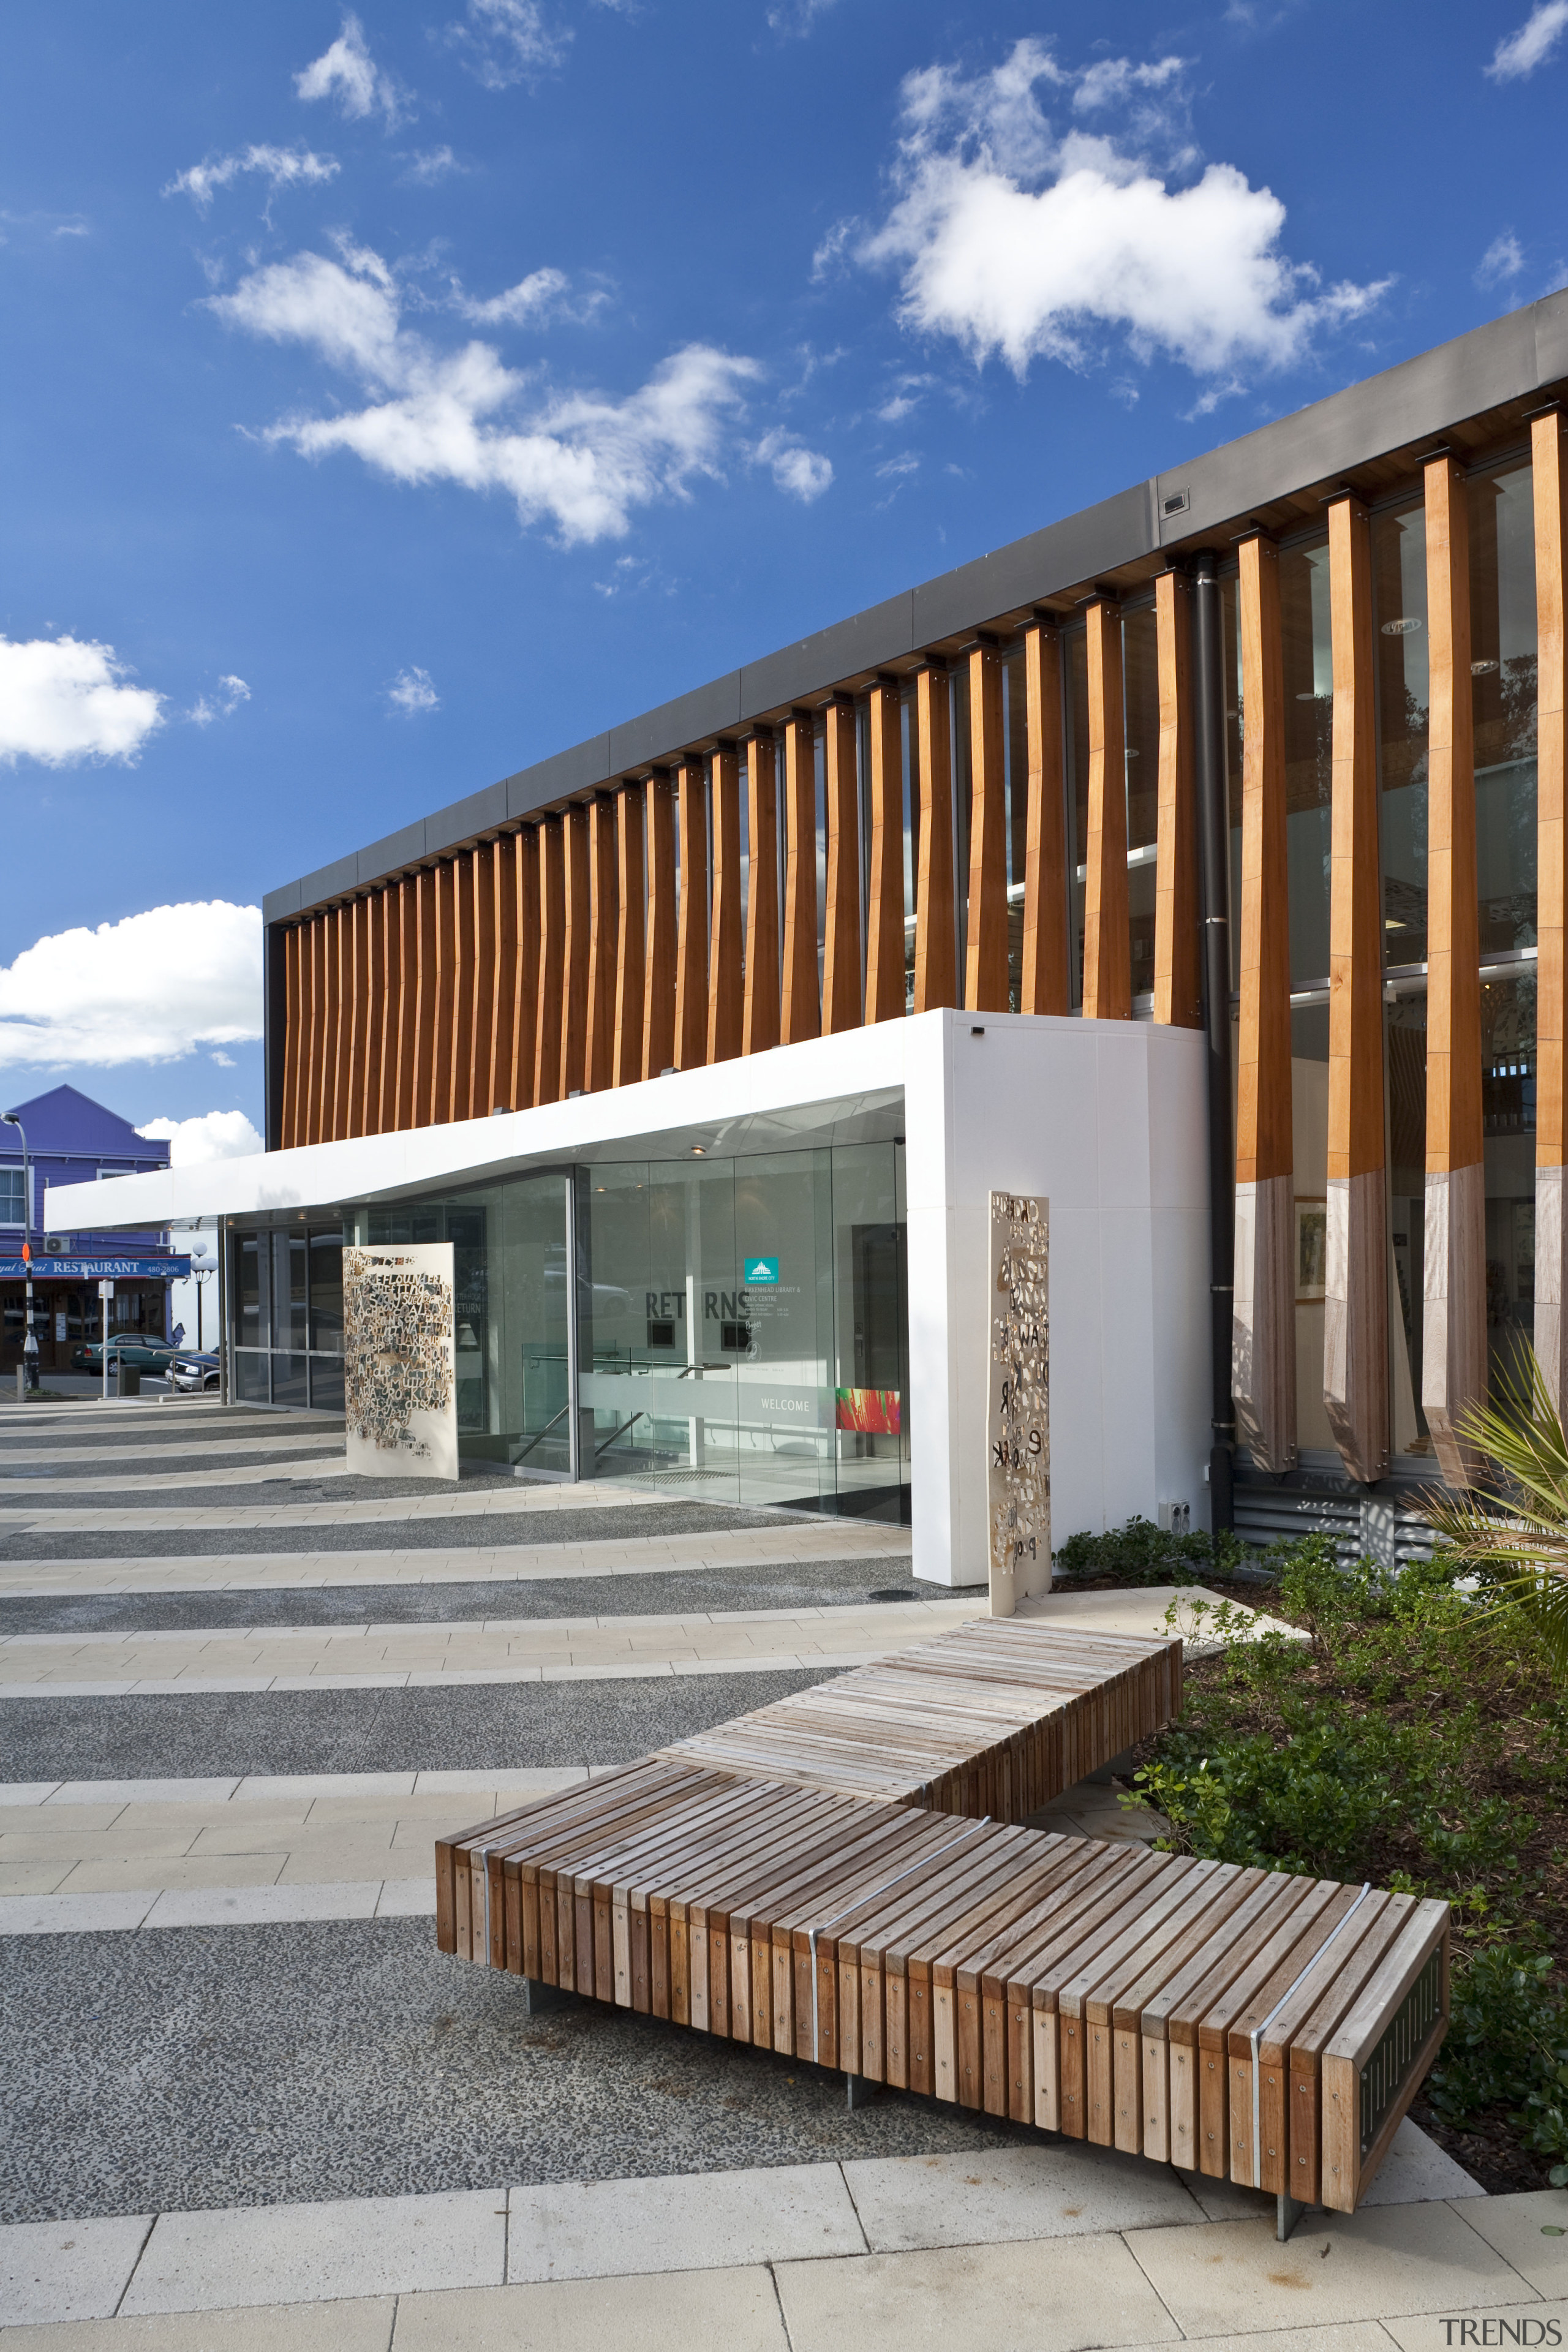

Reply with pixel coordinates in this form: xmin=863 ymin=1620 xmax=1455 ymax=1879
xmin=435 ymin=1624 xmax=1447 ymax=2238
xmin=658 ymin=1618 xmax=1182 ymax=1817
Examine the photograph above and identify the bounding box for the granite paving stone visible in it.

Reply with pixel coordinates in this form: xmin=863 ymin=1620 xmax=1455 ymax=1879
xmin=773 ymin=2232 xmax=1180 ymax=2352
xmin=0 ymin=1666 xmax=835 ymax=1781
xmin=390 ymin=2267 xmax=786 ymax=2352
xmin=0 ymin=2299 xmax=398 ymax=2350
xmin=0 ymin=1920 xmax=1028 ymax=2224
xmin=0 ymin=2213 xmax=153 ymax=2327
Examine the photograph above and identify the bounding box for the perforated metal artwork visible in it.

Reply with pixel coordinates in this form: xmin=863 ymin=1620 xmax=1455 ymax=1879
xmin=987 ymin=1191 xmax=1050 ymax=1616
xmin=342 ymin=1242 xmax=458 ymax=1480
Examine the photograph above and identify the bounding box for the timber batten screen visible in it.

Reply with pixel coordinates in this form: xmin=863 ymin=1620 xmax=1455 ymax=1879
xmin=266 ymin=301 xmax=1568 ymax=1499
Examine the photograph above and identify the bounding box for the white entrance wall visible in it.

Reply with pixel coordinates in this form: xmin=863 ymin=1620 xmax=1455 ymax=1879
xmin=902 ymin=1012 xmax=1208 ymax=1588
xmin=45 ymin=1008 xmax=1211 ymax=1587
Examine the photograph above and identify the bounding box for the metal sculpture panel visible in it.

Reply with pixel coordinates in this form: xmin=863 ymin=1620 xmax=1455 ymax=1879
xmin=987 ymin=1191 xmax=1050 ymax=1616
xmin=342 ymin=1242 xmax=457 ymax=1480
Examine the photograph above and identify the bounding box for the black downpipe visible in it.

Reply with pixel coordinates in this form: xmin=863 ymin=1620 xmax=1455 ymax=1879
xmin=1192 ymin=552 xmax=1236 ymax=1532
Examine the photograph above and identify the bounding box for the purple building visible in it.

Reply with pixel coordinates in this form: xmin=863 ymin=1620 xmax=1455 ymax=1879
xmin=1 ymin=1084 xmax=173 ymax=1374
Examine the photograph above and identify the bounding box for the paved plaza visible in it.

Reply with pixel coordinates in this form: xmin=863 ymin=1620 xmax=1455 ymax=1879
xmin=1 ymin=1395 xmax=1562 ymax=2350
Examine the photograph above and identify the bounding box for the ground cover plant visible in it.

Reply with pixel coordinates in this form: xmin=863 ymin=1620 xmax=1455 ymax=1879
xmin=1052 ymin=1514 xmax=1245 ymax=1589
xmin=1118 ymin=1533 xmax=1568 ymax=2192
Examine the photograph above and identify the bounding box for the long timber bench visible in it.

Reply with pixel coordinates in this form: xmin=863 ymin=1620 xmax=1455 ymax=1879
xmin=435 ymin=1621 xmax=1448 ymax=2239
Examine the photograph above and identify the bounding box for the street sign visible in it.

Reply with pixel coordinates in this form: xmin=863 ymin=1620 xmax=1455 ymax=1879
xmin=0 ymin=1257 xmax=190 ymax=1281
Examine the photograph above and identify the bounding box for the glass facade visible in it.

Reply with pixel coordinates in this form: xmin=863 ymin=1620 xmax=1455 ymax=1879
xmin=232 ymin=1224 xmax=345 ymax=1408
xmin=579 ymin=1139 xmax=907 ymax=1516
xmin=347 ymin=1173 xmax=573 ymax=1472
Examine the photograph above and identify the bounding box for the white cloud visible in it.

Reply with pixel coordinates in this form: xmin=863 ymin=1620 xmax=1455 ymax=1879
xmin=1476 ymin=231 xmax=1526 ymax=289
xmin=0 ymin=903 xmax=263 ymax=1069
xmin=1487 ymin=0 xmax=1568 ymax=79
xmin=137 ymin=1109 xmax=264 ymax=1164
xmin=403 ymin=146 xmax=462 ymax=184
xmin=187 ymin=674 xmax=251 ymax=728
xmin=875 ymin=451 xmax=921 ymax=478
xmin=810 ymin=218 xmax=858 ymax=282
xmin=210 ymin=1050 xmax=236 ymax=1067
xmin=388 ymin=665 xmax=439 ymax=714
xmin=859 ymin=38 xmax=1389 ymax=385
xmin=209 ymin=242 xmax=771 ymax=543
xmin=447 ymin=0 xmax=570 ymax=89
xmin=295 ymin=12 xmax=405 ymax=124
xmin=0 ymin=635 xmax=164 ymax=767
xmin=451 ymin=265 xmax=573 ymax=324
xmin=767 ymin=0 xmax=838 ymax=35
xmin=755 ymin=428 xmax=832 ymax=502
xmin=165 ymin=145 xmax=339 ymax=211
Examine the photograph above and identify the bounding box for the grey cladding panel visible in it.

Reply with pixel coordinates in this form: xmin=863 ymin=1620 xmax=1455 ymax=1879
xmin=355 ymin=821 xmax=426 ymax=886
xmin=910 ymin=483 xmax=1155 ymax=641
xmin=506 ymin=736 xmax=612 ymax=820
xmin=263 ymin=881 xmax=303 ymax=923
xmin=1166 ymin=309 xmax=1545 ymax=542
xmin=423 ymin=778 xmax=510 ymax=859
xmin=740 ymin=592 xmax=914 ymax=715
xmin=609 ymin=674 xmax=744 ymax=771
xmin=292 ymin=851 xmax=360 ymax=909
xmin=1534 ymin=288 xmax=1568 ymax=394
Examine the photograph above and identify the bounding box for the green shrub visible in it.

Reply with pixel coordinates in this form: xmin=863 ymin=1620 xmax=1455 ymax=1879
xmin=1054 ymin=1513 xmax=1244 ymax=1588
xmin=1121 ymin=1529 xmax=1568 ymax=2171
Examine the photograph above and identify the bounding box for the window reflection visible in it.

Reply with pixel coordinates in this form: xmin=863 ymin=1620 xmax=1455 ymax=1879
xmin=1373 ymin=500 xmax=1429 ymax=965
xmin=1469 ymin=457 xmax=1538 ymax=956
xmin=1281 ymin=537 xmax=1332 ymax=986
xmin=1123 ymin=603 xmax=1159 ymax=1002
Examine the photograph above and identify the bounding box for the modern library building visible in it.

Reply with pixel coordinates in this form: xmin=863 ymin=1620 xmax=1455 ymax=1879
xmin=50 ymin=289 xmax=1568 ymax=1585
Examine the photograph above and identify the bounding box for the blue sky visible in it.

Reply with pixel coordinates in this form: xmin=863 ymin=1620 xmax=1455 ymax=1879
xmin=1 ymin=0 xmax=1565 ymax=1158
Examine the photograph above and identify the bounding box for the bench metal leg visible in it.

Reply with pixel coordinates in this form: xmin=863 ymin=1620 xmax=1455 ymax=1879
xmin=1276 ymin=2191 xmax=1313 ymax=2242
xmin=845 ymin=2071 xmax=880 ymax=2111
xmin=521 ymin=1977 xmax=576 ymax=2016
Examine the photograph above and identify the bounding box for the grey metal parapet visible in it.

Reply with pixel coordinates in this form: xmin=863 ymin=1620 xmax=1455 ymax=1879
xmin=262 ymin=288 xmax=1568 ymax=930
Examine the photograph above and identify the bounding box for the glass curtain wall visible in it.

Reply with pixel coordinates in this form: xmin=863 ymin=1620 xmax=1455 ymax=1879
xmin=1473 ymin=454 xmax=1539 ymax=1401
xmin=230 ymin=1224 xmax=344 ymax=1408
xmin=347 ymin=1175 xmax=572 ymax=1471
xmin=1124 ymin=603 xmax=1159 ymax=1001
xmin=578 ymin=1140 xmax=908 ymax=1518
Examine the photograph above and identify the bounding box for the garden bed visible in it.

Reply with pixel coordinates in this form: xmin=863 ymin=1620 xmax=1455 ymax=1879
xmin=1079 ymin=1526 xmax=1568 ymax=2195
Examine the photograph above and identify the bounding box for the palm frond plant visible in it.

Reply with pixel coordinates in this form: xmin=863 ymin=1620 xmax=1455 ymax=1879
xmin=1421 ymin=1346 xmax=1568 ymax=1682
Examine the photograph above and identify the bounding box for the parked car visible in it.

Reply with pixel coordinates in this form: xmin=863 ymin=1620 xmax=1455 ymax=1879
xmin=169 ymin=1351 xmax=221 ymax=1393
xmin=70 ymin=1336 xmax=178 ymax=1373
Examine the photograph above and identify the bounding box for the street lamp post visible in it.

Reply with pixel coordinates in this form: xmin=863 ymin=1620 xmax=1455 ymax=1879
xmin=1 ymin=1113 xmax=37 ymax=1395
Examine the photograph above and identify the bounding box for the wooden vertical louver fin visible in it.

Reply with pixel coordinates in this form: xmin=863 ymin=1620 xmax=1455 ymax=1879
xmin=643 ymin=772 xmax=677 ymax=1079
xmin=534 ymin=819 xmax=565 ymax=1106
xmin=709 ymin=744 xmax=743 ymax=1063
xmin=965 ymin=639 xmax=1009 ymax=1013
xmin=488 ymin=841 xmax=516 ymax=1116
xmin=448 ymin=853 xmax=476 ymax=1124
xmin=782 ymin=711 xmax=821 ymax=1043
xmin=432 ymin=864 xmax=458 ymax=1126
xmin=1422 ymin=452 xmax=1486 ymax=1487
xmin=1536 ymin=409 xmax=1568 ymax=1420
xmin=347 ymin=897 xmax=371 ymax=1138
xmin=394 ymin=878 xmax=418 ymax=1133
xmin=914 ymin=662 xmax=957 ymax=1012
xmin=1153 ymin=571 xmax=1201 ymax=1030
xmin=675 ymin=758 xmax=710 ymax=1070
xmin=330 ymin=910 xmax=351 ymax=1141
xmin=281 ymin=925 xmax=302 ymax=1147
xmin=361 ymin=892 xmax=385 ymax=1137
xmin=822 ymin=698 xmax=862 ymax=1034
xmin=311 ymin=914 xmax=331 ymax=1144
xmin=1232 ymin=530 xmax=1297 ymax=1473
xmin=864 ymin=680 xmax=905 ymax=1022
xmin=560 ymin=804 xmax=591 ymax=1099
xmin=584 ymin=796 xmax=619 ymax=1093
xmin=411 ymin=874 xmax=437 ymax=1131
xmin=1082 ymin=595 xmax=1130 ymax=1022
xmin=743 ymin=730 xmax=781 ymax=1054
xmin=1020 ymin=618 xmax=1068 ymax=1017
xmin=469 ymin=844 xmax=497 ymax=1121
xmin=510 ymin=829 xmax=540 ymax=1112
xmin=1324 ymin=492 xmax=1390 ymax=1483
xmin=614 ymin=782 xmax=646 ymax=1087
xmin=376 ymin=885 xmax=400 ymax=1135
